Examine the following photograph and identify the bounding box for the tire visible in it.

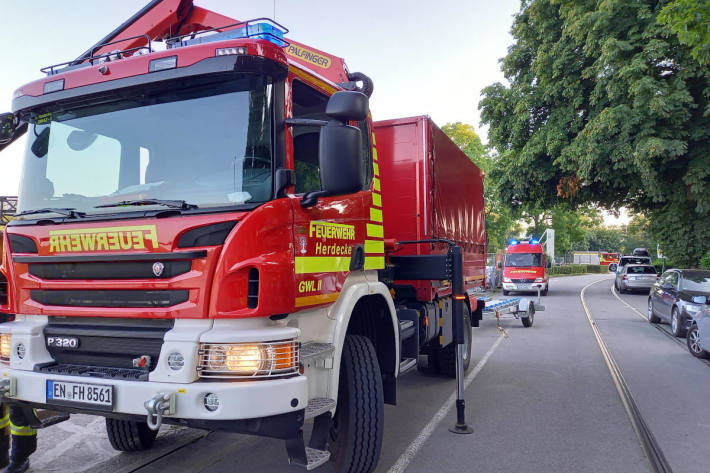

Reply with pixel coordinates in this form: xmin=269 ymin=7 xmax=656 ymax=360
xmin=687 ymin=325 xmax=710 ymax=359
xmin=647 ymin=299 xmax=661 ymax=323
xmin=521 ymin=302 xmax=535 ymax=328
xmin=671 ymin=307 xmax=686 ymax=338
xmin=437 ymin=308 xmax=472 ymax=378
xmin=503 ymin=290 xmax=510 ymax=296
xmin=541 ymin=286 xmax=548 ymax=297
xmin=329 ymin=335 xmax=383 ymax=473
xmin=105 ymin=418 xmax=158 ymax=452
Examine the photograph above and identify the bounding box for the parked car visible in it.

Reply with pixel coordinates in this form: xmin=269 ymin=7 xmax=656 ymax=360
xmin=687 ymin=306 xmax=710 ymax=358
xmin=648 ymin=269 xmax=710 ymax=337
xmin=609 ymin=255 xmax=652 ymax=272
xmin=615 ymin=264 xmax=657 ymax=293
xmin=632 ymin=248 xmax=651 ymax=257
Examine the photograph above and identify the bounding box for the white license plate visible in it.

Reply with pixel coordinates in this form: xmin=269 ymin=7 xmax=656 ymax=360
xmin=46 ymin=380 xmax=113 ymax=410
xmin=516 ymin=284 xmax=529 ymax=289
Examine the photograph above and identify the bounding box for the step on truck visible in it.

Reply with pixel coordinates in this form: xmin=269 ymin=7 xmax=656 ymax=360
xmin=0 ymin=1 xmax=486 ymax=471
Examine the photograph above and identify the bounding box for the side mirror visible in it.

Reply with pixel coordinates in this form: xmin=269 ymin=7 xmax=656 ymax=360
xmin=546 ymin=260 xmax=551 ymax=269
xmin=301 ymin=91 xmax=368 ymax=207
xmin=693 ymin=295 xmax=707 ymax=304
xmin=497 ymin=262 xmax=502 ymax=269
xmin=0 ymin=113 xmax=16 ymax=142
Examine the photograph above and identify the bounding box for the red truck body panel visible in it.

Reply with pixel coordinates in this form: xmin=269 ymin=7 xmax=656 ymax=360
xmin=374 ymin=116 xmax=486 ymax=303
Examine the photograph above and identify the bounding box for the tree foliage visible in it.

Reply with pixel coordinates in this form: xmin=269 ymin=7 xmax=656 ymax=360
xmin=480 ymin=0 xmax=710 ymax=266
xmin=659 ymin=0 xmax=710 ymax=65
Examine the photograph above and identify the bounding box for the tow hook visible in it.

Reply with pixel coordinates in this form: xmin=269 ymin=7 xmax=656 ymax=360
xmin=0 ymin=378 xmax=16 ymax=398
xmin=144 ymin=392 xmax=175 ymax=431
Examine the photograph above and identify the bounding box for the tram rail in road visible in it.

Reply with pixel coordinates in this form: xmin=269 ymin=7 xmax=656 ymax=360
xmin=581 ymin=279 xmax=673 ymax=473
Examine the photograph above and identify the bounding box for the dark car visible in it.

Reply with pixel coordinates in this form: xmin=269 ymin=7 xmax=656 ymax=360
xmin=609 ymin=255 xmax=652 ymax=273
xmin=647 ymin=269 xmax=710 ymax=337
xmin=632 ymin=248 xmax=651 ymax=257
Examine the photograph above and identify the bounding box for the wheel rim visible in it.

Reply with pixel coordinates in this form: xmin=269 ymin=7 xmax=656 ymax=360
xmin=690 ymin=329 xmax=702 ymax=353
xmin=672 ymin=311 xmax=678 ymax=333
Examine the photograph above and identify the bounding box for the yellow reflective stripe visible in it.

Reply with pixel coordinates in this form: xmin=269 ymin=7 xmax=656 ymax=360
xmin=370 ymin=208 xmax=383 ymax=222
xmin=367 ymin=224 xmax=383 ymax=238
xmin=373 ymin=162 xmax=379 ymax=176
xmin=372 ymin=133 xmax=376 ymax=146
xmin=372 ymin=193 xmax=381 ymax=207
xmin=364 ymin=239 xmax=384 ymax=254
xmin=10 ymin=429 xmax=36 ymax=436
xmin=373 ymin=178 xmax=381 ymax=191
xmin=373 ymin=148 xmax=378 ymax=161
xmin=295 ymin=256 xmax=350 ymax=274
xmin=364 ymin=256 xmax=385 ymax=270
xmin=0 ymin=415 xmax=9 ymax=429
xmin=10 ymin=424 xmax=36 ymax=436
xmin=295 ymin=292 xmax=340 ymax=307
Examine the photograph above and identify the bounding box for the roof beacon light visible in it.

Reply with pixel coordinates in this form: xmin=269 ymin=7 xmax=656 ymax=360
xmin=530 ymin=239 xmax=539 ymax=245
xmin=181 ymin=19 xmax=288 ymax=48
xmin=509 ymin=239 xmax=519 ymax=245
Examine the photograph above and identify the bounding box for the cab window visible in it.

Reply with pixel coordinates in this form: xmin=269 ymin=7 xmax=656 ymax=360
xmin=291 ymin=81 xmax=327 ymax=194
xmin=358 ymin=120 xmax=373 ymax=190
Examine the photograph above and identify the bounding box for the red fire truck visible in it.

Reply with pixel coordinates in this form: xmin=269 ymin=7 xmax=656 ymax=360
xmin=0 ymin=1 xmax=485 ymax=471
xmin=501 ymin=239 xmax=549 ymax=296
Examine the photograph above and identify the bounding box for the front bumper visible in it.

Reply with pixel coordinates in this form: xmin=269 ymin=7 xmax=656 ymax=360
xmin=503 ymin=282 xmax=547 ymax=292
xmin=0 ymin=368 xmax=308 ymax=422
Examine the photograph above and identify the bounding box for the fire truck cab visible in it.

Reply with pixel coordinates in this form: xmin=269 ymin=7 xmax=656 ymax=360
xmin=501 ymin=239 xmax=549 ymax=296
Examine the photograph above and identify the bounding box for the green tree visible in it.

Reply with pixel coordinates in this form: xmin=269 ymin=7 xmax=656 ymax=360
xmin=480 ymin=0 xmax=710 ymax=267
xmin=659 ymin=0 xmax=710 ymax=65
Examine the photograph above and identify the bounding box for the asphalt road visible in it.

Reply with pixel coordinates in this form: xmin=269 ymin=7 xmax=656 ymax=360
xmin=25 ymin=274 xmax=710 ymax=473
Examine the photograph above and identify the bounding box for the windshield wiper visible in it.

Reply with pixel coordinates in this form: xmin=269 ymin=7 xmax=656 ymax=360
xmin=15 ymin=207 xmax=86 ymax=218
xmin=94 ymin=199 xmax=198 ymax=210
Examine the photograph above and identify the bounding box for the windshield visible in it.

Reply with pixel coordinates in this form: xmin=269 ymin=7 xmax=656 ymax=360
xmin=505 ymin=253 xmax=542 ymax=267
xmin=17 ymin=74 xmax=273 ymax=215
xmin=682 ymin=275 xmax=710 ymax=292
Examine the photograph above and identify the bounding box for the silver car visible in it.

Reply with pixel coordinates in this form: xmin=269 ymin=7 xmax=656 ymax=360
xmin=615 ymin=264 xmax=657 ymax=293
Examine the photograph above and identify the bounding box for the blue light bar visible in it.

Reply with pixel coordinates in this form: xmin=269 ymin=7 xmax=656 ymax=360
xmin=509 ymin=239 xmax=519 ymax=245
xmin=530 ymin=239 xmax=539 ymax=244
xmin=179 ymin=19 xmax=288 ymax=48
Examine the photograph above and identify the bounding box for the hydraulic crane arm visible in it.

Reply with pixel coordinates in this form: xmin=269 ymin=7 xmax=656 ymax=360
xmin=73 ymin=0 xmax=350 ymax=84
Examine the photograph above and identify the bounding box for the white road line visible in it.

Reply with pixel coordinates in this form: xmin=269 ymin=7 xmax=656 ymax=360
xmin=610 ymin=284 xmax=648 ymax=320
xmin=387 ymin=334 xmax=505 ymax=473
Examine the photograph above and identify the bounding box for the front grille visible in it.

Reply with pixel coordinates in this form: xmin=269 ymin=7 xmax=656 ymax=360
xmin=29 ymin=260 xmax=191 ymax=280
xmin=0 ymin=273 xmax=7 ymax=306
xmin=31 ymin=290 xmax=189 ymax=308
xmin=511 ymin=278 xmax=535 ymax=283
xmin=37 ymin=363 xmax=150 ymax=381
xmin=42 ymin=317 xmax=174 ymax=379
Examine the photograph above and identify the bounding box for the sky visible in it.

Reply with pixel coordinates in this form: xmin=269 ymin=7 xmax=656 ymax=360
xmin=0 ymin=0 xmax=521 ymax=196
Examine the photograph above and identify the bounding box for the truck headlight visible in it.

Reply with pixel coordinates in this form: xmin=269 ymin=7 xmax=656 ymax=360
xmin=503 ymin=277 xmax=512 ymax=283
xmin=198 ymin=341 xmax=298 ymax=379
xmin=534 ymin=278 xmax=544 ymax=283
xmin=0 ymin=334 xmax=11 ymax=364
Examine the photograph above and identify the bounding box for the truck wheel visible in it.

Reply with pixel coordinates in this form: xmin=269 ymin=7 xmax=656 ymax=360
xmin=437 ymin=308 xmax=472 ymax=378
xmin=541 ymin=286 xmax=548 ymax=296
xmin=329 ymin=335 xmax=383 ymax=473
xmin=105 ymin=418 xmax=158 ymax=452
xmin=503 ymin=290 xmax=510 ymax=296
